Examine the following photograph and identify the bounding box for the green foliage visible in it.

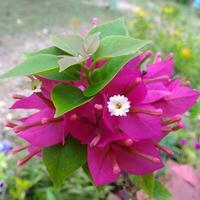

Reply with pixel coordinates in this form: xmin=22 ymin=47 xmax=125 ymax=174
xmin=24 ymin=46 xmax=67 ymax=57
xmin=52 ymin=84 xmax=92 ymax=117
xmin=52 ymin=33 xmax=100 ymax=58
xmin=153 ymin=180 xmax=172 ymax=200
xmin=9 ymin=178 xmax=31 ymax=200
xmin=138 ymin=174 xmax=171 ymax=200
xmin=51 ymin=35 xmax=84 ymax=56
xmin=82 ymin=33 xmax=100 ymax=57
xmin=89 ymin=17 xmax=129 ymax=39
xmin=93 ymin=35 xmax=150 ymax=61
xmin=46 ymin=33 xmax=99 ymax=72
xmin=42 ymin=64 xmax=81 ymax=81
xmin=139 ymin=173 xmax=155 ymax=198
xmin=58 ymin=55 xmax=84 ymax=72
xmin=43 ymin=136 xmax=87 ymax=187
xmin=0 ymin=55 xmax=60 ymax=79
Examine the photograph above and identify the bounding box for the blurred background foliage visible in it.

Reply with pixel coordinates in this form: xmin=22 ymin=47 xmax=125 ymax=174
xmin=0 ymin=0 xmax=200 ymax=199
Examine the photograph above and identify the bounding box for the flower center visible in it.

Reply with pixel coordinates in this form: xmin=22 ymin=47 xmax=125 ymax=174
xmin=107 ymin=94 xmax=131 ymax=117
xmin=115 ymin=103 xmax=122 ymax=109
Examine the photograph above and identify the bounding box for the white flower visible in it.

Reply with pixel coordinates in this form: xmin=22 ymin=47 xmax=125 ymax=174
xmin=107 ymin=94 xmax=131 ymax=117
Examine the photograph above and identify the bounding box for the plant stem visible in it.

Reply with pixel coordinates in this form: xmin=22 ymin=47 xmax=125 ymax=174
xmin=122 ymin=173 xmax=137 ymax=200
xmin=80 ymin=62 xmax=91 ymax=84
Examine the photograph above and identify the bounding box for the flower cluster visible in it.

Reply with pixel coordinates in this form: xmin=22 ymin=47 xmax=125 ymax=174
xmin=6 ymin=51 xmax=199 ymax=185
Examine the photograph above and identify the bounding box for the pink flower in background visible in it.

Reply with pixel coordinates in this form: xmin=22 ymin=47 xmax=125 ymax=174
xmin=92 ymin=17 xmax=100 ymax=27
xmin=193 ymin=141 xmax=200 ymax=150
xmin=179 ymin=138 xmax=188 ymax=146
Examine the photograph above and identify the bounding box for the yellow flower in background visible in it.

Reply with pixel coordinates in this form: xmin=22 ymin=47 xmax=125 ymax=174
xmin=182 ymin=48 xmax=191 ymax=58
xmin=133 ymin=6 xmax=147 ymax=17
xmin=164 ymin=6 xmax=174 ymax=15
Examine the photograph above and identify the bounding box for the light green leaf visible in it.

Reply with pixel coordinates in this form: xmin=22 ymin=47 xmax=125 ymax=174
xmin=42 ymin=64 xmax=81 ymax=81
xmin=58 ymin=55 xmax=84 ymax=72
xmin=51 ymin=35 xmax=84 ymax=56
xmin=140 ymin=173 xmax=155 ymax=198
xmin=81 ymin=33 xmax=100 ymax=57
xmin=83 ymin=55 xmax=133 ymax=97
xmin=43 ymin=136 xmax=87 ymax=188
xmin=24 ymin=46 xmax=67 ymax=58
xmin=93 ymin=35 xmax=150 ymax=61
xmin=153 ymin=180 xmax=172 ymax=200
xmin=52 ymin=84 xmax=92 ymax=117
xmin=89 ymin=17 xmax=129 ymax=39
xmin=0 ymin=54 xmax=60 ymax=79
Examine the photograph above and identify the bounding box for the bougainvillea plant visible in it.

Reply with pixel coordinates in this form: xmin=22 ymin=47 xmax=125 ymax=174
xmin=1 ymin=18 xmax=199 ymax=198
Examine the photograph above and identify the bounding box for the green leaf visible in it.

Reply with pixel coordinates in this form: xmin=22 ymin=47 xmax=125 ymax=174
xmin=81 ymin=33 xmax=100 ymax=57
xmin=51 ymin=35 xmax=84 ymax=56
xmin=93 ymin=35 xmax=150 ymax=61
xmin=89 ymin=17 xmax=129 ymax=39
xmin=153 ymin=180 xmax=172 ymax=200
xmin=24 ymin=46 xmax=67 ymax=57
xmin=52 ymin=84 xmax=92 ymax=117
xmin=43 ymin=136 xmax=87 ymax=187
xmin=0 ymin=54 xmax=60 ymax=79
xmin=42 ymin=64 xmax=81 ymax=81
xmin=83 ymin=55 xmax=133 ymax=97
xmin=139 ymin=173 xmax=155 ymax=198
xmin=58 ymin=55 xmax=84 ymax=72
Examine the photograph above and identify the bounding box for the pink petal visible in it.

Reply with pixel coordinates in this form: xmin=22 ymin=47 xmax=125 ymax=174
xmin=10 ymin=93 xmax=46 ymax=110
xmin=28 ymin=145 xmax=42 ymax=157
xmin=112 ymin=140 xmax=163 ymax=175
xmin=145 ymin=57 xmax=174 ymax=78
xmin=69 ymin=119 xmax=96 ymax=145
xmin=20 ymin=109 xmax=54 ymax=125
xmin=19 ymin=120 xmax=68 ymax=147
xmin=127 ymin=80 xmax=147 ymax=105
xmin=119 ymin=106 xmax=162 ymax=140
xmin=143 ymin=82 xmax=171 ymax=103
xmin=153 ymin=85 xmax=200 ymax=117
xmin=88 ymin=146 xmax=119 ymax=185
xmin=103 ymin=66 xmax=142 ymax=97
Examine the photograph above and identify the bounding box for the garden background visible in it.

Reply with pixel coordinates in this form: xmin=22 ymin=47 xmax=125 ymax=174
xmin=0 ymin=0 xmax=200 ymax=199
